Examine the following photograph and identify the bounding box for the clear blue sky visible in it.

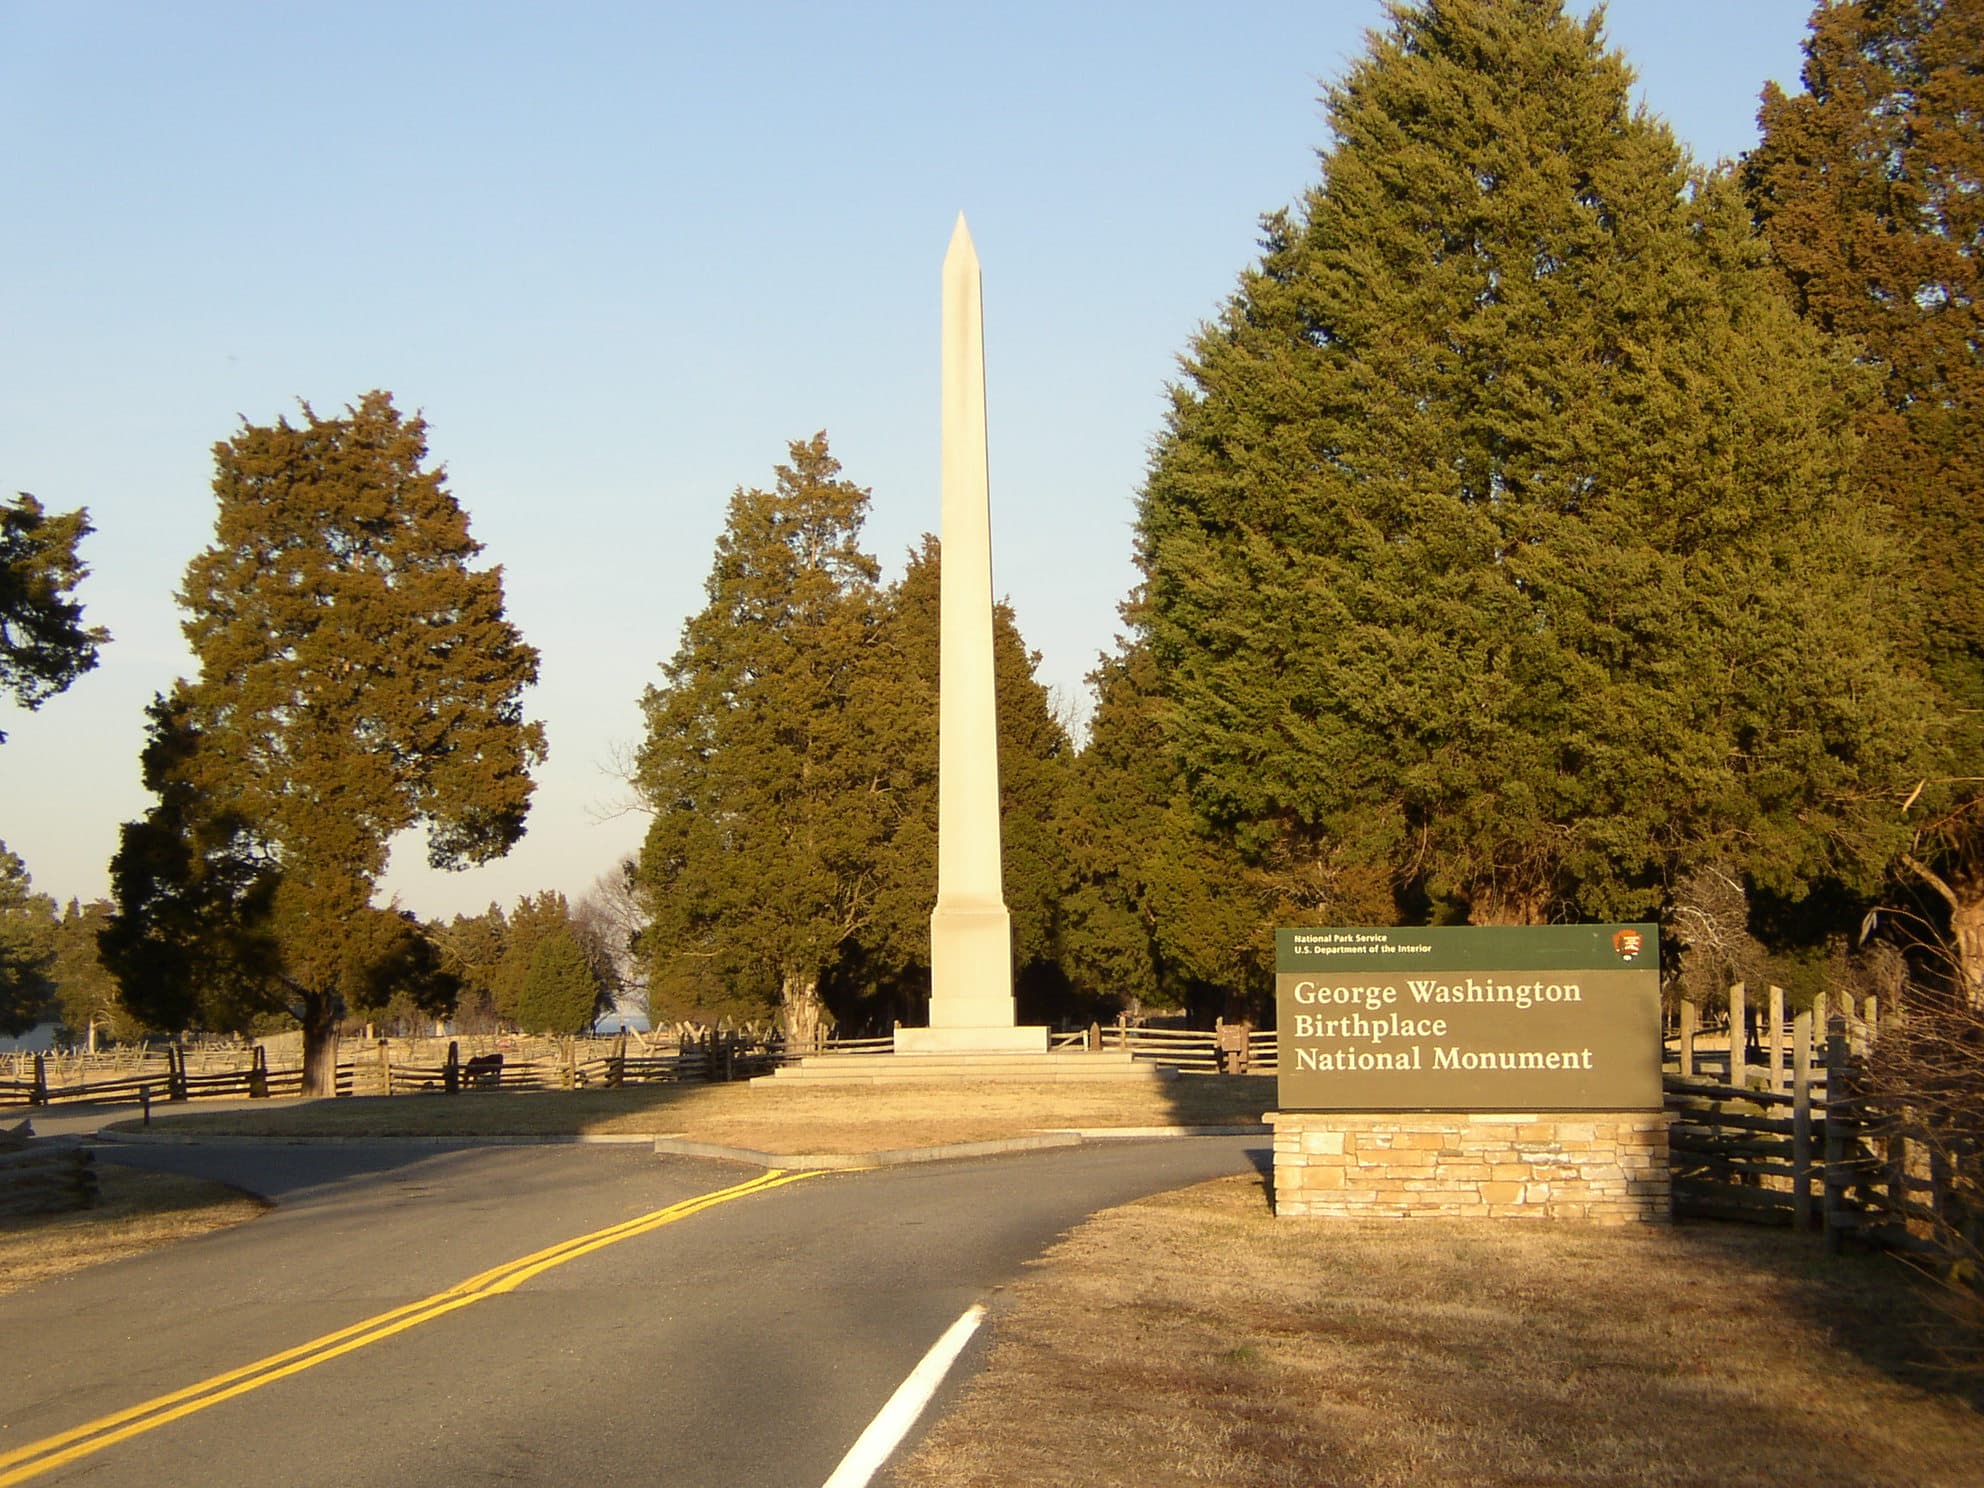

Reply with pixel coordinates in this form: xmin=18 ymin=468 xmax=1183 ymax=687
xmin=0 ymin=1 xmax=1819 ymax=921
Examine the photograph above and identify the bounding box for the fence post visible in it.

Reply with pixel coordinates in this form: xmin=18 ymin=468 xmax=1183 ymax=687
xmin=377 ymin=1039 xmax=392 ymax=1098
xmin=1767 ymin=985 xmax=1785 ymax=1092
xmin=1823 ymin=1016 xmax=1851 ymax=1254
xmin=249 ymin=1045 xmax=268 ymax=1099
xmin=29 ymin=1053 xmax=46 ymax=1107
xmin=1792 ymin=1008 xmax=1813 ymax=1229
xmin=1930 ymin=1144 xmax=1956 ymax=1240
xmin=1087 ymin=1021 xmax=1101 ymax=1053
xmin=167 ymin=1045 xmax=188 ymax=1102
xmin=609 ymin=1031 xmax=626 ymax=1088
xmin=1728 ymin=982 xmax=1747 ymax=1087
xmin=1884 ymin=1125 xmax=1907 ymax=1249
xmin=1678 ymin=998 xmax=1696 ymax=1078
xmin=444 ymin=1040 xmax=460 ymax=1094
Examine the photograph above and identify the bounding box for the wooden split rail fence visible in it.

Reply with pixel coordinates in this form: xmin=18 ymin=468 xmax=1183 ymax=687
xmin=1666 ymin=1003 xmax=1976 ymax=1286
xmin=3 ymin=1024 xmax=1287 ymax=1110
xmin=0 ymin=1030 xmax=803 ymax=1110
xmin=1083 ymin=1020 xmax=1278 ymax=1074
xmin=0 ymin=1146 xmax=98 ymax=1217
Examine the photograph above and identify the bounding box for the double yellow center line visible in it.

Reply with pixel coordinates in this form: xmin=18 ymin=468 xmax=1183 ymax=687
xmin=0 ymin=1167 xmax=824 ymax=1486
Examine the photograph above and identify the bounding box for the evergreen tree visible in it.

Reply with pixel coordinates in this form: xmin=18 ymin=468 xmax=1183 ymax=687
xmin=49 ymin=899 xmax=142 ymax=1047
xmin=1058 ymin=641 xmax=1395 ymax=1023
xmin=1135 ymin=0 xmax=1924 ymax=927
xmin=517 ymin=929 xmax=605 ymax=1035
xmin=632 ymin=434 xmax=890 ymax=1043
xmin=489 ymin=891 xmax=613 ymax=1026
xmin=1746 ymin=0 xmax=1984 ymax=997
xmin=0 ymin=493 xmax=107 ymax=738
xmin=436 ymin=904 xmax=509 ymax=1031
xmin=0 ymin=843 xmax=57 ymax=1035
xmin=102 ymin=393 xmax=545 ymax=1090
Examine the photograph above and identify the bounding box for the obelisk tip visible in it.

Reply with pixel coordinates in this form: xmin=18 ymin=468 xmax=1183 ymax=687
xmin=947 ymin=212 xmax=976 ymax=262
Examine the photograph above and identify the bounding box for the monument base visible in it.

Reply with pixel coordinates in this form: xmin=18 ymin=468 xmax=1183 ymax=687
xmin=894 ymin=1024 xmax=1048 ymax=1055
xmin=1267 ymin=1111 xmax=1673 ymax=1223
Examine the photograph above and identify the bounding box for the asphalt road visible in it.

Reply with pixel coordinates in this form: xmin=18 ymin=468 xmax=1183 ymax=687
xmin=2 ymin=1136 xmax=1266 ymax=1488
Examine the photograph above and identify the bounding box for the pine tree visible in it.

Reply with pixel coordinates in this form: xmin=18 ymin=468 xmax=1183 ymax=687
xmin=1135 ymin=0 xmax=1925 ymax=927
xmin=103 ymin=393 xmax=545 ymax=1090
xmin=0 ymin=493 xmax=107 ymax=738
xmin=632 ymin=434 xmax=890 ymax=1044
xmin=1746 ymin=0 xmax=1984 ymax=997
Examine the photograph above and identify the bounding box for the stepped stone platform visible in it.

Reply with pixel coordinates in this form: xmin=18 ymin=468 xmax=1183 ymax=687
xmin=751 ymin=1048 xmax=1177 ymax=1086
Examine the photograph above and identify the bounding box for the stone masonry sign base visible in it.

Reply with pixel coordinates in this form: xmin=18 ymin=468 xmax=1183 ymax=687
xmin=1267 ymin=1111 xmax=1674 ymax=1223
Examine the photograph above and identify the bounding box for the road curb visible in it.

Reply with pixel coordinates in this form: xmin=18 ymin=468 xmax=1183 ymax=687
xmin=95 ymin=1129 xmax=659 ymax=1148
xmin=651 ymin=1132 xmax=1083 ymax=1170
xmin=1043 ymin=1124 xmax=1271 ymax=1138
xmin=88 ymin=1125 xmax=1267 ymax=1157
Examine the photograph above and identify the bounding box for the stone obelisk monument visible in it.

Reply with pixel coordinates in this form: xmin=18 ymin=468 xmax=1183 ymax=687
xmin=897 ymin=215 xmax=1046 ymax=1056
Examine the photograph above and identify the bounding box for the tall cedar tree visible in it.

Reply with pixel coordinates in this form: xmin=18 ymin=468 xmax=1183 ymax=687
xmin=633 ymin=435 xmax=889 ymax=1044
xmin=103 ymin=394 xmax=545 ymax=1092
xmin=1058 ymin=640 xmax=1396 ymax=1023
xmin=0 ymin=493 xmax=107 ymax=739
xmin=849 ymin=537 xmax=1072 ymax=1025
xmin=1746 ymin=0 xmax=1984 ymax=997
xmin=0 ymin=842 xmax=57 ymax=1035
xmin=1135 ymin=0 xmax=1924 ymax=927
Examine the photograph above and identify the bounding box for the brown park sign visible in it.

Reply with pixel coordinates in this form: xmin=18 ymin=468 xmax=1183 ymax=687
xmin=1275 ymin=925 xmax=1661 ymax=1112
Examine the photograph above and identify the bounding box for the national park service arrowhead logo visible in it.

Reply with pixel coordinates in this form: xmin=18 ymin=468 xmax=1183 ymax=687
xmin=1612 ymin=928 xmax=1645 ymax=962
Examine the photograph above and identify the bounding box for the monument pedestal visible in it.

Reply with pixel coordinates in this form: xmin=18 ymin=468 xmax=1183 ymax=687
xmin=758 ymin=1043 xmax=1165 ymax=1084
xmin=894 ymin=1023 xmax=1047 ymax=1055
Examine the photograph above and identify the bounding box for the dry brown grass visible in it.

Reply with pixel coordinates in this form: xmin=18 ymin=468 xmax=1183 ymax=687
xmin=104 ymin=1076 xmax=1276 ymax=1152
xmin=892 ymin=1177 xmax=1984 ymax=1488
xmin=0 ymin=1164 xmax=265 ymax=1295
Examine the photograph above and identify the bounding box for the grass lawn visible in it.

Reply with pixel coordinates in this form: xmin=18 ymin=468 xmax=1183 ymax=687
xmin=0 ymin=1165 xmax=265 ymax=1296
xmin=105 ymin=1075 xmax=1277 ymax=1153
xmin=891 ymin=1175 xmax=1984 ymax=1488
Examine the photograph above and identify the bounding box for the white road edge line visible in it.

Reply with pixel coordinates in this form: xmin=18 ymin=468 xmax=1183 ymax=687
xmin=822 ymin=1303 xmax=988 ymax=1488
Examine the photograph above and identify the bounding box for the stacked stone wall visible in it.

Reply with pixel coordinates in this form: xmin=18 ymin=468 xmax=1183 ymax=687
xmin=1267 ymin=1111 xmax=1672 ymax=1223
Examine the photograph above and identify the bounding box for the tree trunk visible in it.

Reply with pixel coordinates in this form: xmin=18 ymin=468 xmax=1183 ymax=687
xmin=1467 ymin=886 xmax=1545 ymax=926
xmin=300 ymin=995 xmax=342 ymax=1098
xmin=1901 ymin=855 xmax=1984 ymax=1009
xmin=1952 ymin=890 xmax=1984 ymax=1010
xmin=780 ymin=973 xmax=825 ymax=1053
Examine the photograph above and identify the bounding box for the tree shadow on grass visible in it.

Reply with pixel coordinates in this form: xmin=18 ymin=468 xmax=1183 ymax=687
xmin=1665 ymin=1218 xmax=1982 ymax=1412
